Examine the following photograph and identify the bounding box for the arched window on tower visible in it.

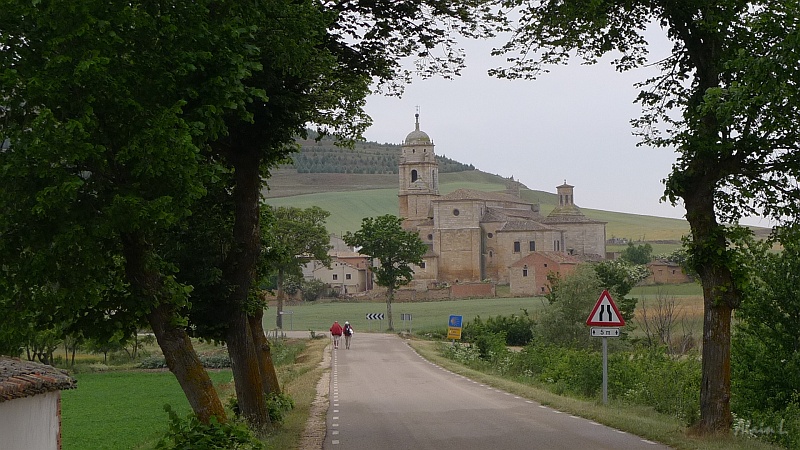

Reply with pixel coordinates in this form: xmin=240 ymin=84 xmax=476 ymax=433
xmin=411 ymin=169 xmax=418 ymax=182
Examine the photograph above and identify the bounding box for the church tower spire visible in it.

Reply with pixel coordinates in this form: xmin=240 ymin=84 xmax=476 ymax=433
xmin=399 ymin=113 xmax=439 ymax=227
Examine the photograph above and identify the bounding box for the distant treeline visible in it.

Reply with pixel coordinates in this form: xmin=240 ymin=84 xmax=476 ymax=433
xmin=287 ymin=133 xmax=474 ymax=174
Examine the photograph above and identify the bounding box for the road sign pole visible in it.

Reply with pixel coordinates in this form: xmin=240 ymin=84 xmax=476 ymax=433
xmin=602 ymin=337 xmax=608 ymax=404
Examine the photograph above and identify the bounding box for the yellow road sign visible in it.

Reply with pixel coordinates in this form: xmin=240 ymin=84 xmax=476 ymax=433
xmin=447 ymin=327 xmax=462 ymax=340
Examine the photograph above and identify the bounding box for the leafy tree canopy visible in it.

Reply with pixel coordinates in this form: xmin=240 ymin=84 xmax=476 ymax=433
xmin=619 ymin=242 xmax=653 ymax=265
xmin=343 ymin=215 xmax=426 ymax=329
xmin=263 ymin=206 xmax=332 ymax=277
xmin=344 ymin=215 xmax=426 ymax=292
xmin=539 ymin=265 xmax=603 ymax=349
xmin=262 ymin=205 xmax=332 ymax=328
xmin=733 ymin=226 xmax=800 ymax=414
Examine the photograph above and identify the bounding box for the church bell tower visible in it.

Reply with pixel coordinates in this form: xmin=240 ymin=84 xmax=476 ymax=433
xmin=399 ymin=113 xmax=439 ymax=227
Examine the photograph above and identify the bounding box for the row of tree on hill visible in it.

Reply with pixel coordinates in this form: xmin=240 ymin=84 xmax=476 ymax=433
xmin=289 ymin=139 xmax=475 ymax=174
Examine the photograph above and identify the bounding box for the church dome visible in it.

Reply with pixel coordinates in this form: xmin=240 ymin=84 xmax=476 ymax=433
xmin=404 ymin=114 xmax=431 ymax=145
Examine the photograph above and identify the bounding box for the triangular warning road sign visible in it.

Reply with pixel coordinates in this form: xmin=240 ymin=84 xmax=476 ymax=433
xmin=586 ymin=290 xmax=625 ymax=326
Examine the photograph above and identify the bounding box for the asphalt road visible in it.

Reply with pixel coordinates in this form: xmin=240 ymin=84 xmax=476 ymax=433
xmin=322 ymin=333 xmax=671 ymax=450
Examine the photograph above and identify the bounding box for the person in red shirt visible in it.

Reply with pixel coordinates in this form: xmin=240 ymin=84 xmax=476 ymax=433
xmin=343 ymin=321 xmax=354 ymax=349
xmin=329 ymin=321 xmax=343 ymax=349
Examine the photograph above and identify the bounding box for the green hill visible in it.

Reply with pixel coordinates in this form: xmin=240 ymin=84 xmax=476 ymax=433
xmin=263 ymin=168 xmax=695 ymax=252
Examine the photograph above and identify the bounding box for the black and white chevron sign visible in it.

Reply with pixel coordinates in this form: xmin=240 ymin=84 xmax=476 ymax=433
xmin=365 ymin=313 xmax=385 ymax=320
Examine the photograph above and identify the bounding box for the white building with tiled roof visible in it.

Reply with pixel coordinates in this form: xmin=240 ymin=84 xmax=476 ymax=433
xmin=0 ymin=357 xmax=77 ymax=450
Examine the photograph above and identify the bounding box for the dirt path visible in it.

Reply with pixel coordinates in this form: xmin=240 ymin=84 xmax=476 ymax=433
xmin=298 ymin=341 xmax=331 ymax=450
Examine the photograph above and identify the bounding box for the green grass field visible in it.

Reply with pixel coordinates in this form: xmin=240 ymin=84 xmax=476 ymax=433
xmin=263 ymin=296 xmax=552 ymax=334
xmin=61 ymin=370 xmax=233 ymax=450
xmin=263 ymin=283 xmax=705 ymax=336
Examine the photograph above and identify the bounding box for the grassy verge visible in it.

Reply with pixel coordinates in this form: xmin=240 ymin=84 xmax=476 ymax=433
xmin=61 ymin=370 xmax=235 ymax=450
xmin=60 ymin=337 xmax=329 ymax=450
xmin=263 ymin=337 xmax=329 ymax=449
xmin=408 ymin=339 xmax=781 ymax=450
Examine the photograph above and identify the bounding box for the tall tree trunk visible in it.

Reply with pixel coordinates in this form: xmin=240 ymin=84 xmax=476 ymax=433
xmin=221 ymin=144 xmax=271 ymax=429
xmin=276 ymin=269 xmax=285 ymax=329
xmin=226 ymin=309 xmax=270 ymax=426
xmin=387 ymin=286 xmax=394 ymax=331
xmin=121 ymin=233 xmax=226 ymax=424
xmin=666 ymin=10 xmax=737 ymax=434
xmin=683 ymin=174 xmax=738 ymax=434
xmin=698 ymin=293 xmax=733 ymax=433
xmin=249 ymin=309 xmax=281 ymax=395
xmin=149 ymin=303 xmax=227 ymax=424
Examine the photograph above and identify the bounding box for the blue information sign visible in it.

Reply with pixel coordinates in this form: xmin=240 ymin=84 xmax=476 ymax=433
xmin=448 ymin=315 xmax=463 ymax=328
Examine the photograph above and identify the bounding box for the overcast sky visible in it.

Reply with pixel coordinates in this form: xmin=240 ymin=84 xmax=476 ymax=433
xmin=361 ymin=35 xmax=772 ymax=228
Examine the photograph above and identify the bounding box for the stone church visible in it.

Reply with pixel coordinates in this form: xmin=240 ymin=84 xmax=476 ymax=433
xmin=399 ymin=114 xmax=607 ymax=291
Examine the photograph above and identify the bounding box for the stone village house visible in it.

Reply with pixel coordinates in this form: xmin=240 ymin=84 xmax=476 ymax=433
xmin=301 ymin=235 xmax=373 ymax=296
xmin=643 ymin=259 xmax=694 ymax=285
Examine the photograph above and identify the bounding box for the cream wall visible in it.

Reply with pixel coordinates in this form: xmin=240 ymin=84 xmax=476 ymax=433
xmin=0 ymin=392 xmax=61 ymax=450
xmin=559 ymin=223 xmax=606 ymax=257
xmin=432 ymin=200 xmax=483 ymax=282
xmin=314 ymin=261 xmax=364 ymax=293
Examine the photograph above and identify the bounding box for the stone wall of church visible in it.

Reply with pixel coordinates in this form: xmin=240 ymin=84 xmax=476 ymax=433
xmin=480 ymin=221 xmax=504 ymax=281
xmin=560 ymin=223 xmax=606 ymax=257
xmin=432 ymin=200 xmax=483 ymax=230
xmin=435 ymin=228 xmax=482 ymax=282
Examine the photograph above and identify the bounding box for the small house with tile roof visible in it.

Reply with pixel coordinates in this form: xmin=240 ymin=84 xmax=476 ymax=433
xmin=397 ymin=115 xmax=606 ymax=289
xmin=644 ymin=259 xmax=694 ymax=285
xmin=0 ymin=357 xmax=77 ymax=450
xmin=509 ymin=252 xmax=582 ymax=296
xmin=303 ymin=234 xmax=374 ymax=294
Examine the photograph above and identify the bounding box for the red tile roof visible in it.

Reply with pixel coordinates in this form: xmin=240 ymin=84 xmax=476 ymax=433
xmin=0 ymin=357 xmax=77 ymax=402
